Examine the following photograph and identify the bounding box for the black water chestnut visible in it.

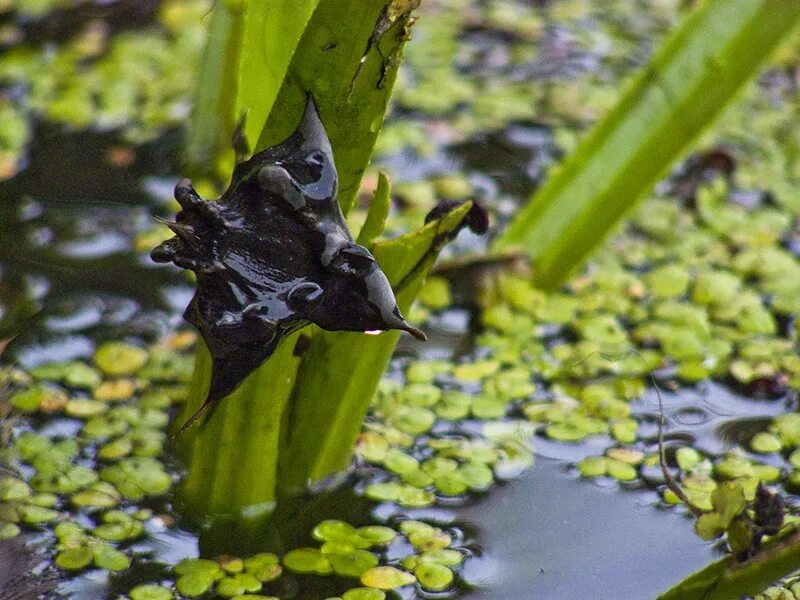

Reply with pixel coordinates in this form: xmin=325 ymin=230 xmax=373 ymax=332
xmin=152 ymin=97 xmax=425 ymax=430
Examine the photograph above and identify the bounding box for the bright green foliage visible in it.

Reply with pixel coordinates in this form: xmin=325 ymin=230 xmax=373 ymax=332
xmin=495 ymin=0 xmax=800 ymax=289
xmin=255 ymin=1 xmax=420 ymax=213
xmin=187 ymin=0 xmax=319 ymax=173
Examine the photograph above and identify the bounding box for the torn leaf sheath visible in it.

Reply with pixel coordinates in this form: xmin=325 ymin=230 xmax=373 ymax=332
xmin=152 ymin=97 xmax=423 ymax=427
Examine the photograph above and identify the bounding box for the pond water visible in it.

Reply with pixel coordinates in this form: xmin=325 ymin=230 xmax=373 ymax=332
xmin=2 ymin=1 xmax=800 ymax=599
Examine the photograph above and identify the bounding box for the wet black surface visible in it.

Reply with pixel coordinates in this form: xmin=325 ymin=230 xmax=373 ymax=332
xmin=153 ymin=98 xmax=426 ymax=428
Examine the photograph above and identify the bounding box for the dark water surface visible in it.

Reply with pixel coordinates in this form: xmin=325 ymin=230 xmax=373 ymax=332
xmin=461 ymin=459 xmax=715 ymax=600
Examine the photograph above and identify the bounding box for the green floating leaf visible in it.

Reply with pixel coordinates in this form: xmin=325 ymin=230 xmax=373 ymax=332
xmin=414 ymin=562 xmax=454 ymax=592
xmin=342 ymin=588 xmax=386 ymax=600
xmin=176 ymin=572 xmax=216 ymax=598
xmin=356 ymin=526 xmax=397 ymax=546
xmin=94 ymin=342 xmax=149 ymax=376
xmin=360 ymin=566 xmax=416 ymax=590
xmin=92 ymin=543 xmax=131 ymax=571
xmin=128 ymin=584 xmax=174 ymax=600
xmin=216 ymin=573 xmax=262 ymax=597
xmin=329 ymin=550 xmax=379 ymax=578
xmin=0 ymin=522 xmax=20 ymax=540
xmin=55 ymin=547 xmax=94 ymax=571
xmin=283 ymin=548 xmax=332 ymax=575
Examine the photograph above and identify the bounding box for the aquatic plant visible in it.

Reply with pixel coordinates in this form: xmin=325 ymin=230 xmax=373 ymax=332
xmin=496 ymin=0 xmax=800 ymax=289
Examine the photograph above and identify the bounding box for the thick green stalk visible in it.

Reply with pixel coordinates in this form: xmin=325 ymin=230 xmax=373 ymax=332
xmin=256 ymin=0 xmax=420 ymax=213
xmin=177 ymin=1 xmax=425 ymax=520
xmin=494 ymin=0 xmax=800 ymax=290
xmin=186 ymin=0 xmax=318 ymax=175
xmin=175 ymin=334 xmax=302 ymax=520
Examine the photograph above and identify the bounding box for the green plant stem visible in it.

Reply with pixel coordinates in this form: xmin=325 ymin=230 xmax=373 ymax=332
xmin=175 ymin=335 xmax=302 ymax=520
xmin=186 ymin=0 xmax=318 ymax=176
xmin=256 ymin=0 xmax=420 ymax=214
xmin=494 ymin=0 xmax=800 ymax=290
xmin=176 ymin=0 xmax=425 ymax=521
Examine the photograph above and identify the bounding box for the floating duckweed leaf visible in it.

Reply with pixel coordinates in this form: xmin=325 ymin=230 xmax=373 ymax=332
xmin=56 ymin=547 xmax=94 ymax=571
xmin=405 ymin=361 xmax=451 ymax=384
xmin=605 ymin=448 xmax=644 ymax=465
xmin=408 ymin=528 xmax=452 ymax=552
xmin=329 ymin=550 xmax=379 ymax=578
xmin=773 ymin=414 xmax=800 ymax=447
xmin=98 ymin=437 xmax=134 ymax=460
xmin=0 ymin=522 xmax=20 ymax=540
xmin=396 ymin=486 xmax=436 ymax=507
xmin=0 ymin=477 xmax=31 ymax=501
xmin=99 ymin=457 xmax=172 ymax=500
xmin=129 ymin=584 xmax=175 ymax=600
xmin=360 ymin=566 xmax=416 ymax=589
xmin=93 ymin=520 xmax=143 ymax=542
xmin=610 ymin=419 xmax=638 ymax=444
xmin=645 ymin=264 xmax=690 ymax=298
xmin=242 ymin=552 xmax=281 ymax=579
xmin=55 ymin=521 xmax=87 ymax=543
xmin=11 ymin=386 xmax=60 ymax=412
xmin=750 ymin=432 xmax=782 ymax=454
xmin=715 ymin=454 xmax=755 ymax=480
xmin=353 ymin=527 xmax=394 ymax=547
xmin=421 ymin=457 xmax=458 ymax=479
xmin=322 ymin=541 xmax=357 ymax=555
xmin=578 ymin=456 xmax=608 ymax=478
xmin=471 ymin=396 xmax=507 ymax=420
xmin=216 ymin=573 xmax=263 ymax=597
xmin=399 ymin=521 xmax=433 ymax=536
xmin=65 ymin=398 xmax=108 ymax=418
xmin=19 ymin=505 xmax=59 ymax=524
xmin=414 ymin=562 xmax=454 ymax=591
xmin=386 ymin=406 xmax=436 ymax=436
xmin=692 ymin=270 xmax=742 ymax=306
xmin=175 ymin=558 xmax=224 ymax=579
xmin=283 ymin=548 xmax=333 ymax=575
xmin=218 ymin=555 xmax=245 ymax=573
xmin=63 ymin=362 xmax=103 ymax=389
xmin=606 ymin=459 xmax=637 ymax=482
xmin=342 ymin=588 xmax=386 ymax=600
xmin=383 ymin=450 xmax=420 ymax=476
xmin=675 ymin=447 xmax=703 ymax=471
xmin=94 ymin=342 xmax=149 ymax=376
xmin=82 ymin=416 xmax=130 ymax=439
xmin=419 ymin=548 xmax=464 ymax=567
xmin=365 ymin=482 xmax=404 ymax=502
xmin=176 ymin=572 xmax=216 ymax=597
xmin=401 ymin=383 xmax=442 ymax=407
xmin=92 ymin=542 xmax=131 ymax=571
xmin=453 ymin=360 xmax=499 ymax=382
xmin=433 ymin=473 xmax=468 ymax=496
xmin=313 ymin=520 xmax=358 ymax=543
xmin=94 ymin=379 xmax=136 ymax=402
